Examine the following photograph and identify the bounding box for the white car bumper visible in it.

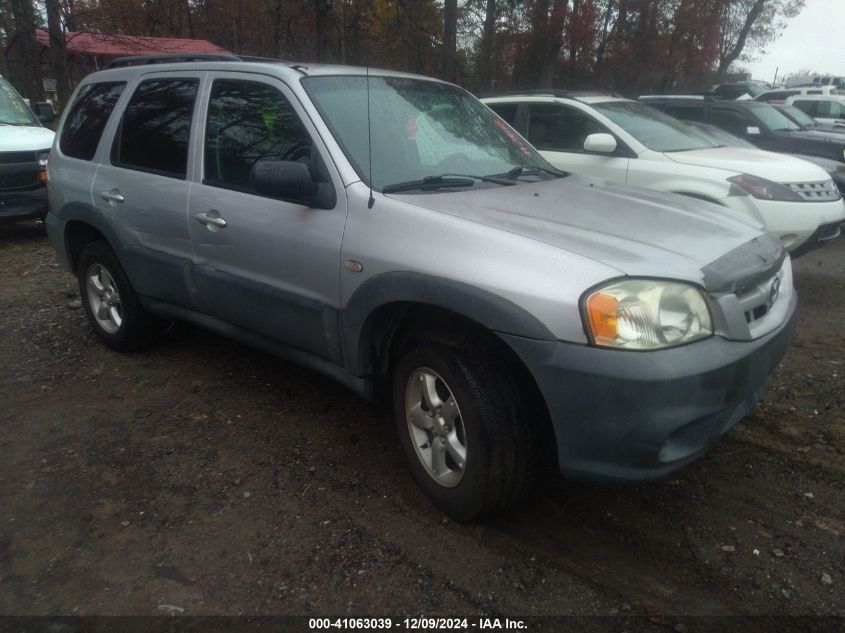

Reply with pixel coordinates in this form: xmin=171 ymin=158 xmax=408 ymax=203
xmin=724 ymin=196 xmax=845 ymax=254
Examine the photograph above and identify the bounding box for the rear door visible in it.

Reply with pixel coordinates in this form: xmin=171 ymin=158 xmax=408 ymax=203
xmin=524 ymin=102 xmax=630 ymax=181
xmin=91 ymin=72 xmax=202 ymax=308
xmin=187 ymin=72 xmax=347 ymax=362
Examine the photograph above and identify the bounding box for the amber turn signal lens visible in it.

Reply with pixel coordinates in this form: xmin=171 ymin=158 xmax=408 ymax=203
xmin=586 ymin=292 xmax=618 ymax=341
xmin=40 ymin=169 xmax=47 ymax=183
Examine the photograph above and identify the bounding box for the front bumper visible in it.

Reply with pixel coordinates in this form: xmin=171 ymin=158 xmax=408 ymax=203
xmin=499 ymin=292 xmax=797 ymax=482
xmin=724 ymin=196 xmax=845 ymax=254
xmin=790 ymin=219 xmax=844 ymax=258
xmin=0 ymin=187 xmax=48 ymax=222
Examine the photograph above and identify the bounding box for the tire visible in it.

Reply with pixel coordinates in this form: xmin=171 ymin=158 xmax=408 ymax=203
xmin=77 ymin=240 xmax=161 ymax=351
xmin=392 ymin=332 xmax=537 ymax=521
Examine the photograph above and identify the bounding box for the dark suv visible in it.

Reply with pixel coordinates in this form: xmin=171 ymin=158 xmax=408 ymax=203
xmin=641 ymin=96 xmax=845 ymax=165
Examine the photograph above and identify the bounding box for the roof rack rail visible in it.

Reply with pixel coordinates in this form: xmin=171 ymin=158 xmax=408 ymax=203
xmin=639 ymin=94 xmax=712 ymax=100
xmin=477 ymin=89 xmax=572 ymax=99
xmin=477 ymin=88 xmax=623 ymax=100
xmin=107 ymin=53 xmax=243 ymax=68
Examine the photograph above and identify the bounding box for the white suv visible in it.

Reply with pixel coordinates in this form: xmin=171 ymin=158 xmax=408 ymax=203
xmin=482 ymin=92 xmax=845 ymax=256
xmin=785 ymin=94 xmax=845 ymax=127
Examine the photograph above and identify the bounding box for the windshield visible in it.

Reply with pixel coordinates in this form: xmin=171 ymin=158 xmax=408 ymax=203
xmin=592 ymin=101 xmax=718 ymax=152
xmin=302 ymin=76 xmax=556 ymax=191
xmin=750 ymin=105 xmax=800 ymax=131
xmin=0 ymin=77 xmax=40 ymax=126
xmin=780 ymin=105 xmax=817 ymax=127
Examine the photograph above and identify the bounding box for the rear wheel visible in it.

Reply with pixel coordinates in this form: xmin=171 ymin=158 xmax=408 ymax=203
xmin=77 ymin=240 xmax=161 ymax=351
xmin=392 ymin=333 xmax=537 ymax=521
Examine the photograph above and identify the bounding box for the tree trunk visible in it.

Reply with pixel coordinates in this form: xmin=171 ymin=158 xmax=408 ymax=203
xmin=8 ymin=0 xmax=43 ymax=102
xmin=717 ymin=0 xmax=766 ymax=80
xmin=46 ymin=0 xmax=69 ymax=108
xmin=477 ymin=0 xmax=497 ymax=89
xmin=441 ymin=0 xmax=457 ymax=82
xmin=314 ymin=0 xmax=332 ymax=62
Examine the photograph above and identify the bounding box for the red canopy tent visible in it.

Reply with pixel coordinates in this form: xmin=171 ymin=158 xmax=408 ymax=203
xmin=34 ymin=29 xmax=231 ymax=62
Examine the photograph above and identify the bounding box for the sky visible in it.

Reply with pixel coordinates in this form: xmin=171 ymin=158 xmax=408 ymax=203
xmin=744 ymin=0 xmax=845 ymax=83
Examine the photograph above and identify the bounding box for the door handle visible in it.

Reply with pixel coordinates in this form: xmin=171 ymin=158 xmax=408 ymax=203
xmin=100 ymin=189 xmax=125 ymax=204
xmin=195 ymin=211 xmax=227 ymax=228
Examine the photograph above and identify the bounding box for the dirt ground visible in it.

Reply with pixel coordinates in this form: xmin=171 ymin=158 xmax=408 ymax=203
xmin=1 ymin=220 xmax=843 ymax=623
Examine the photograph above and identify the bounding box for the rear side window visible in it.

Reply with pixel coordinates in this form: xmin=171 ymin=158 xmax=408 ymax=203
xmin=112 ymin=78 xmax=199 ymax=179
xmin=60 ymin=82 xmax=125 ymax=160
xmin=816 ymin=101 xmax=845 ymax=117
xmin=791 ymin=100 xmax=818 ymax=116
xmin=487 ymin=103 xmax=519 ymax=126
xmin=710 ymin=109 xmax=753 ymax=136
xmin=204 ymin=80 xmax=314 ymax=193
xmin=657 ymin=104 xmax=706 ymax=123
xmin=526 ymin=103 xmax=608 ymax=152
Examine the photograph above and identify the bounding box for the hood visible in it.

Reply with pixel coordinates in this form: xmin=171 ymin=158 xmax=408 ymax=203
xmin=392 ymin=175 xmax=780 ymax=291
xmin=0 ymin=125 xmax=55 ymax=152
xmin=664 ymin=146 xmax=830 ymax=182
xmin=799 ymin=127 xmax=845 ymax=142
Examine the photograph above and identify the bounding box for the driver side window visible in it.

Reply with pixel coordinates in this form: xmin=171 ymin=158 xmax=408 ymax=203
xmin=526 ymin=104 xmax=609 ymax=152
xmin=204 ymin=80 xmax=320 ymax=195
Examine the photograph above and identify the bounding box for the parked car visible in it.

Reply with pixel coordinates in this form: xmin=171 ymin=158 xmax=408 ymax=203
xmin=785 ymin=94 xmax=845 ymax=127
xmin=754 ymin=86 xmax=838 ymax=104
xmin=642 ymin=96 xmax=845 ymax=165
xmin=710 ymin=82 xmax=769 ymax=100
xmin=685 ymin=120 xmax=845 ymax=196
xmin=47 ymin=56 xmax=798 ymax=520
xmin=484 ymin=92 xmax=844 ymax=255
xmin=776 ymin=104 xmax=845 ymax=139
xmin=0 ymin=74 xmax=55 ymax=223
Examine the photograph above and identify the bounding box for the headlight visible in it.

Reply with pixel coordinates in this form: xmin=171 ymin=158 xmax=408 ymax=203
xmin=38 ymin=150 xmax=50 ymax=183
xmin=727 ymin=174 xmax=803 ymax=202
xmin=584 ymin=279 xmax=713 ymax=350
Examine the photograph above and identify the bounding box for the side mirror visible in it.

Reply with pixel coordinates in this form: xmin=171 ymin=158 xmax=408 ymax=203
xmin=583 ymin=133 xmax=618 ymax=154
xmin=34 ymin=102 xmax=55 ymax=125
xmin=746 ymin=126 xmax=761 ymax=135
xmin=250 ymin=160 xmax=317 ymax=203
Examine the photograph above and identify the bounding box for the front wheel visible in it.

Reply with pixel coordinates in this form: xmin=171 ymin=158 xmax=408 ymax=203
xmin=77 ymin=241 xmax=162 ymax=351
xmin=392 ymin=334 xmax=537 ymax=521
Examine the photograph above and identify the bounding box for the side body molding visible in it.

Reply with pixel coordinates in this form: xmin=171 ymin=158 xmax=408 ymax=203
xmin=340 ymin=271 xmax=557 ymax=376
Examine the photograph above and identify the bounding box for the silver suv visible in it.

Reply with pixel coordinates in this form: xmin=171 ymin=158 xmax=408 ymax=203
xmin=46 ymin=56 xmax=796 ymax=520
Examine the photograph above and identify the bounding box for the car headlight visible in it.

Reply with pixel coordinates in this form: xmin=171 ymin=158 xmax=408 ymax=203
xmin=583 ymin=279 xmax=713 ymax=350
xmin=37 ymin=150 xmax=50 ymax=183
xmin=727 ymin=174 xmax=803 ymax=202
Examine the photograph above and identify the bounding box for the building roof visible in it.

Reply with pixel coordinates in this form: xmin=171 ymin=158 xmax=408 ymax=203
xmin=35 ymin=28 xmax=230 ymax=58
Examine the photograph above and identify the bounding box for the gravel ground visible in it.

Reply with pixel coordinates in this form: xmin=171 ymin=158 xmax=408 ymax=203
xmin=1 ymin=220 xmax=843 ymax=623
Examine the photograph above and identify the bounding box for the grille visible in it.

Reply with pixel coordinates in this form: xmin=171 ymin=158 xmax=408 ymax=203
xmin=784 ymin=180 xmax=841 ymax=202
xmin=737 ymin=271 xmax=784 ymax=325
xmin=0 ymin=151 xmax=36 ymax=164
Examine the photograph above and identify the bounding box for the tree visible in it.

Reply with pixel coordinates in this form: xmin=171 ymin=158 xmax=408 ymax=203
xmin=442 ymin=0 xmax=457 ymax=81
xmin=716 ymin=0 xmax=805 ymax=79
xmin=8 ymin=0 xmax=43 ymax=101
xmin=475 ymin=0 xmax=497 ymax=89
xmin=314 ymin=0 xmax=332 ymax=62
xmin=46 ymin=0 xmax=70 ymax=106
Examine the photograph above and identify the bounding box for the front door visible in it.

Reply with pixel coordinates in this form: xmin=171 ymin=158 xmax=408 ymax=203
xmin=524 ymin=103 xmax=630 ymax=182
xmin=187 ymin=73 xmax=347 ymax=361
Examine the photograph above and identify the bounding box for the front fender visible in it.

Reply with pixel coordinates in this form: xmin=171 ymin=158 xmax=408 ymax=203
xmin=341 ymin=271 xmax=556 ymax=376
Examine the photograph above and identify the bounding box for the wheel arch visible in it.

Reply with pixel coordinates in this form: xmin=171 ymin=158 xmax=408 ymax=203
xmin=59 ymin=204 xmax=124 ymax=272
xmin=341 ymin=272 xmax=556 ymax=377
xmin=342 ymin=273 xmax=560 ymax=470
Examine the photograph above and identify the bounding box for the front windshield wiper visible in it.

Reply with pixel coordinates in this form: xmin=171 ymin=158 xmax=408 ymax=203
xmin=382 ymin=173 xmax=517 ymax=194
xmin=503 ymin=165 xmax=568 ymax=179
